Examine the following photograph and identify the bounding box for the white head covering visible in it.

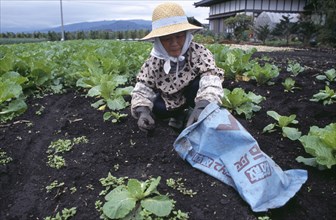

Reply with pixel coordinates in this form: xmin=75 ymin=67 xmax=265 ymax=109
xmin=150 ymin=31 xmax=193 ymax=76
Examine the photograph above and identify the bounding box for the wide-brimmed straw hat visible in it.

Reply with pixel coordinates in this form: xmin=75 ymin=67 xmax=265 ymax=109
xmin=141 ymin=2 xmax=203 ymax=41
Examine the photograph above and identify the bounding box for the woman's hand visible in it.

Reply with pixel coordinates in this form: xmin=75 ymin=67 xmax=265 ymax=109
xmin=135 ymin=106 xmax=155 ymax=132
xmin=186 ymin=100 xmax=210 ymax=127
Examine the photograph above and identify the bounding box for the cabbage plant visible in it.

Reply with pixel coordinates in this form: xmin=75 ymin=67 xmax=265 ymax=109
xmin=102 ymin=176 xmax=174 ymax=219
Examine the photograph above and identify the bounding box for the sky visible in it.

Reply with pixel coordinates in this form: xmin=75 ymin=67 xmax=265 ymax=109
xmin=0 ymin=0 xmax=210 ymax=32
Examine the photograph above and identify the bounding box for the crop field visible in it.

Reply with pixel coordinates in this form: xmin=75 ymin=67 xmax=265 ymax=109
xmin=0 ymin=40 xmax=335 ymax=219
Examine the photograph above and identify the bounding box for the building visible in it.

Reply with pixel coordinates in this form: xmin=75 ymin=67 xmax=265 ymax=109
xmin=194 ymin=0 xmax=308 ymax=34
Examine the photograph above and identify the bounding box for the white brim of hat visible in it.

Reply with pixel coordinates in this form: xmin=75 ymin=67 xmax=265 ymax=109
xmin=141 ymin=23 xmax=203 ymax=41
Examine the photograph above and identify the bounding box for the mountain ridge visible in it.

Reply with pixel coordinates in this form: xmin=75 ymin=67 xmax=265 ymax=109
xmin=2 ymin=19 xmax=152 ymax=33
xmin=47 ymin=19 xmax=152 ymax=32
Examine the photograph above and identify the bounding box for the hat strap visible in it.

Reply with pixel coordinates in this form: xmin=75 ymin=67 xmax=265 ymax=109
xmin=152 ymin=15 xmax=188 ymax=30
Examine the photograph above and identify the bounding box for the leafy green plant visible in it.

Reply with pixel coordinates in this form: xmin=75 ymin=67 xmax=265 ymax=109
xmin=0 ymin=40 xmax=150 ymax=122
xmin=76 ymin=55 xmax=134 ymax=112
xmin=310 ymin=86 xmax=336 ymax=105
xmin=221 ymin=88 xmax=265 ymax=119
xmin=44 ymin=207 xmax=77 ymax=220
xmin=102 ymin=176 xmax=174 ymax=219
xmin=263 ymin=111 xmax=302 ymax=140
xmin=208 ymin=45 xmax=257 ymax=80
xmin=316 ymin=68 xmax=336 ymax=85
xmin=287 ymin=60 xmax=305 ymax=77
xmin=282 ymin=77 xmax=300 ymax=92
xmin=0 ymin=71 xmax=28 ymax=122
xmin=297 ymin=123 xmax=336 ymax=169
xmin=246 ymin=63 xmax=280 ymax=85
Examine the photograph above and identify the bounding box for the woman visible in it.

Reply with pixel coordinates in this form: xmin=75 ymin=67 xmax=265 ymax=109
xmin=131 ymin=2 xmax=224 ymax=132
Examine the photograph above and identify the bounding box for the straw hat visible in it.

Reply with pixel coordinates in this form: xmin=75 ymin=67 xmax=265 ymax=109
xmin=141 ymin=2 xmax=203 ymax=40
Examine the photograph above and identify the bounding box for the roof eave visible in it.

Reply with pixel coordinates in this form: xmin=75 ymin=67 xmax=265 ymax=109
xmin=194 ymin=0 xmax=224 ymax=7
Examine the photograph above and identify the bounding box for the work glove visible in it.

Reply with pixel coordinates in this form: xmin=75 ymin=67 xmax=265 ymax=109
xmin=135 ymin=106 xmax=155 ymax=132
xmin=186 ymin=100 xmax=210 ymax=127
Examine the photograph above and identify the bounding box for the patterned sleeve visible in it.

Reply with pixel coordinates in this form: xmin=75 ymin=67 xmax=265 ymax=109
xmin=131 ymin=60 xmax=157 ymax=118
xmin=194 ymin=44 xmax=225 ymax=104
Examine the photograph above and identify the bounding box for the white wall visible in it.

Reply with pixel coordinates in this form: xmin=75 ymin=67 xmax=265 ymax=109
xmin=206 ymin=0 xmax=308 ymax=34
xmin=209 ymin=0 xmax=306 ymax=16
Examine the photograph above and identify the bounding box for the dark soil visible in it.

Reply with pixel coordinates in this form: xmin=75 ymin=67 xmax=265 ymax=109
xmin=1 ymin=48 xmax=335 ymax=220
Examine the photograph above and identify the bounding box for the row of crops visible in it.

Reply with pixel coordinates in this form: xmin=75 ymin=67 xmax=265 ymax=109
xmin=0 ymin=40 xmax=152 ymax=123
xmin=1 ymin=40 xmax=335 ymax=169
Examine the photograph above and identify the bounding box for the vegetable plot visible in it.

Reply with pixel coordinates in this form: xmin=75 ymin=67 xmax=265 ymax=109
xmin=0 ymin=41 xmax=335 ymax=220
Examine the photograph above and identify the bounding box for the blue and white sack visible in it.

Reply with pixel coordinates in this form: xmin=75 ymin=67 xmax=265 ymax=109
xmin=174 ymin=103 xmax=308 ymax=212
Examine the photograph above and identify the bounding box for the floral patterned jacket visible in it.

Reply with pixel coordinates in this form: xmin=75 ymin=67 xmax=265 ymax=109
xmin=131 ymin=42 xmax=224 ymax=117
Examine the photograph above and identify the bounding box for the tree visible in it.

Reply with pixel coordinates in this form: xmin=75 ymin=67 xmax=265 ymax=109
xmin=272 ymin=15 xmax=298 ymax=45
xmin=65 ymin=32 xmax=74 ymax=40
xmin=48 ymin=31 xmax=59 ymax=41
xmin=117 ymin=31 xmax=124 ymax=40
xmin=296 ymin=16 xmax=318 ymax=46
xmin=255 ymin=24 xmax=271 ymax=44
xmin=224 ymin=14 xmax=253 ymax=42
xmin=89 ymin=30 xmax=99 ymax=39
xmin=76 ymin=31 xmax=86 ymax=40
xmin=304 ymin=0 xmax=336 ymax=46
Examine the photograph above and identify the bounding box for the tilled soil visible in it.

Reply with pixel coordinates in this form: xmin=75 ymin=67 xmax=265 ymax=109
xmin=0 ymin=48 xmax=335 ymax=220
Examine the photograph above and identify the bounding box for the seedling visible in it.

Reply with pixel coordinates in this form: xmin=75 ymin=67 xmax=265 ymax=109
xmin=0 ymin=148 xmax=13 ymax=165
xmin=46 ymin=136 xmax=88 ymax=169
xmin=172 ymin=210 xmax=189 ymax=220
xmin=46 ymin=180 xmax=65 ymax=193
xmin=287 ymin=61 xmax=305 ymax=77
xmin=95 ymin=200 xmax=103 ymax=213
xmin=113 ymin=164 xmax=120 ymax=171
xmin=70 ymin=187 xmax=77 ymax=194
xmin=166 ymin=178 xmax=197 ymax=197
xmin=47 ymin=154 xmax=66 ymax=169
xmin=258 ymin=216 xmax=271 ymax=220
xmin=316 ymin=68 xmax=336 ymax=85
xmin=310 ymin=86 xmax=336 ymax=105
xmin=263 ymin=111 xmax=302 ymax=140
xmin=102 ymin=176 xmax=174 ymax=219
xmin=44 ymin=207 xmax=77 ymax=220
xmin=282 ymin=77 xmax=300 ymax=92
xmin=35 ymin=105 xmax=45 ymax=115
xmin=103 ymin=111 xmax=128 ymax=123
xmin=86 ymin=184 xmax=94 ymax=190
xmin=47 ymin=139 xmax=73 ymax=154
xmin=99 ymin=172 xmax=127 ymax=196
xmin=73 ymin=136 xmax=89 ymax=144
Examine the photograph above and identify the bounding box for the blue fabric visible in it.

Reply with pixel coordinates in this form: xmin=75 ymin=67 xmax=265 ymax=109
xmin=174 ymin=103 xmax=308 ymax=212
